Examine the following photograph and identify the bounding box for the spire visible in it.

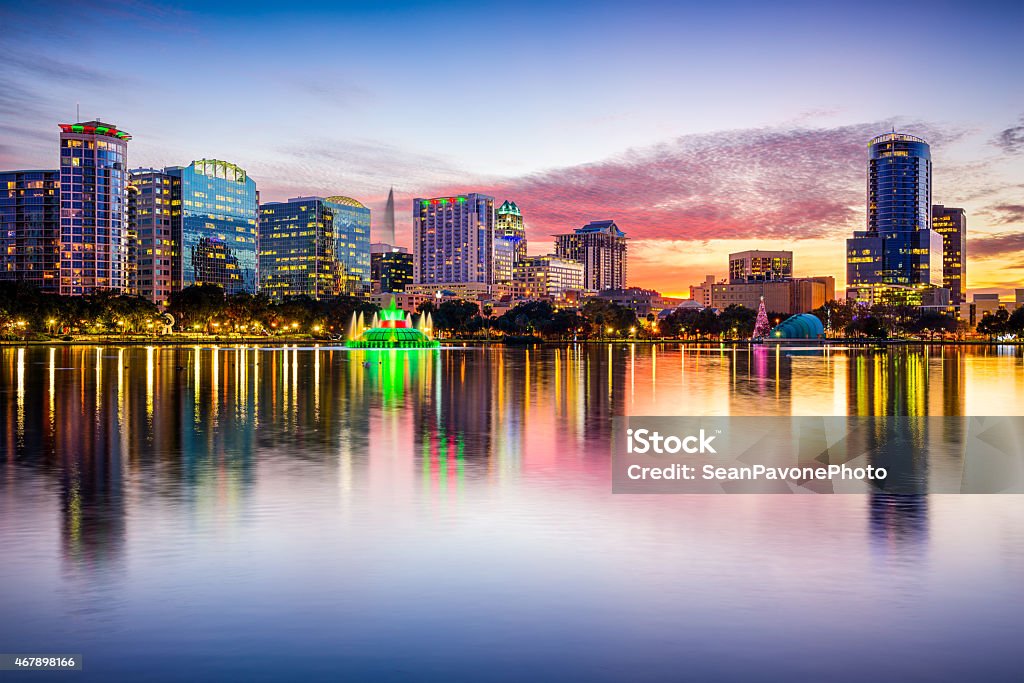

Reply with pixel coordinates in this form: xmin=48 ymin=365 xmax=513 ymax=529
xmin=379 ymin=186 xmax=396 ymax=245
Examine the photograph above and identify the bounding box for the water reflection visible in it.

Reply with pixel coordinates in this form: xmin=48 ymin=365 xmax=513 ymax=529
xmin=0 ymin=343 xmax=1022 ymax=681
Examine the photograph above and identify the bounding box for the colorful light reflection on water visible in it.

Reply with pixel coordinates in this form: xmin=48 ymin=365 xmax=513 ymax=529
xmin=0 ymin=344 xmax=1022 ymax=682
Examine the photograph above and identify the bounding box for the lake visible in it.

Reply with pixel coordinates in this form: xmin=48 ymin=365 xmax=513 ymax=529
xmin=0 ymin=344 xmax=1022 ymax=681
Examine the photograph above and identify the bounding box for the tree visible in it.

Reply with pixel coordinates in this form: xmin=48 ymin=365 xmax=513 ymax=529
xmin=719 ymin=304 xmax=756 ymax=339
xmin=224 ymin=292 xmax=271 ymax=332
xmin=168 ymin=284 xmax=226 ymax=332
xmin=977 ymin=309 xmax=1009 ymax=337
xmin=581 ymin=299 xmax=638 ymax=338
xmin=812 ymin=300 xmax=856 ymax=336
xmin=323 ymin=296 xmax=378 ymax=338
xmin=660 ymin=307 xmax=722 ymax=339
xmin=433 ymin=299 xmax=479 ymax=336
xmin=846 ymin=313 xmax=887 ymax=338
xmin=540 ymin=309 xmax=583 ymax=339
xmin=752 ymin=298 xmax=771 ymax=339
xmin=1006 ymin=307 xmax=1024 ymax=336
xmin=496 ymin=300 xmax=555 ymax=335
xmin=904 ymin=311 xmax=960 ymax=336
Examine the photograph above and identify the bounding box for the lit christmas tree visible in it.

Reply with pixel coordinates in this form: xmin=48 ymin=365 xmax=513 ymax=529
xmin=752 ymin=296 xmax=771 ymax=340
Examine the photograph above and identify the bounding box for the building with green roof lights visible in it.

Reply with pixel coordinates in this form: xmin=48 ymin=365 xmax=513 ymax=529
xmin=413 ymin=193 xmax=495 ymax=286
xmin=495 ymin=199 xmax=527 ymax=284
xmin=58 ymin=121 xmax=132 ymax=295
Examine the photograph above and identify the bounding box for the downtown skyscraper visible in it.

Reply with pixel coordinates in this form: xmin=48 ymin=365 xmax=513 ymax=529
xmin=175 ymin=159 xmax=258 ymax=294
xmin=127 ymin=160 xmax=257 ymax=302
xmin=554 ymin=220 xmax=627 ymax=292
xmin=846 ymin=132 xmax=943 ymax=303
xmin=128 ymin=168 xmax=179 ymax=305
xmin=932 ymin=204 xmax=967 ymax=304
xmin=258 ymin=195 xmax=371 ymax=300
xmin=412 ymin=194 xmax=495 ymax=285
xmin=58 ymin=121 xmax=132 ymax=295
xmin=493 ymin=200 xmax=527 ymax=284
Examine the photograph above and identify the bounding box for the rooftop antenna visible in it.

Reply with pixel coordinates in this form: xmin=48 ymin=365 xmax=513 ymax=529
xmin=76 ymin=102 xmax=80 ymax=123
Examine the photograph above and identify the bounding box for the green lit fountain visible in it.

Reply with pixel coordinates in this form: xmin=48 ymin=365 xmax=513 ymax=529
xmin=346 ymin=297 xmax=439 ymax=349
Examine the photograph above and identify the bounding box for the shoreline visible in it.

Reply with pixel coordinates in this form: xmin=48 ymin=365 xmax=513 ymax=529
xmin=0 ymin=337 xmax=1020 ymax=347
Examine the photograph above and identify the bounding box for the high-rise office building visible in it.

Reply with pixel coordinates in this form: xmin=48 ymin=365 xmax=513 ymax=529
xmin=58 ymin=121 xmax=131 ymax=295
xmin=554 ymin=220 xmax=627 ymax=291
xmin=729 ymin=250 xmax=793 ymax=282
xmin=413 ymin=193 xmax=495 ymax=285
xmin=258 ymin=195 xmax=371 ymax=300
xmin=932 ymin=204 xmax=967 ymax=304
xmin=846 ymin=132 xmax=943 ymax=303
xmin=370 ymin=242 xmax=413 ymax=293
xmin=173 ymin=159 xmax=258 ymax=294
xmin=494 ymin=200 xmax=527 ymax=283
xmin=128 ymin=168 xmax=180 ymax=305
xmin=126 ymin=183 xmax=138 ymax=295
xmin=493 ymin=237 xmax=518 ymax=285
xmin=0 ymin=169 xmax=60 ymax=290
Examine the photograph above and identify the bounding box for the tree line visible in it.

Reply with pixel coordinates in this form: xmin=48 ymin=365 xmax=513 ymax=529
xmin=1 ymin=281 xmax=1005 ymax=342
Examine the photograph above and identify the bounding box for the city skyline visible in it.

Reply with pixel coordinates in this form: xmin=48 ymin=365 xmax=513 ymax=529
xmin=1 ymin=1 xmax=1022 ymax=296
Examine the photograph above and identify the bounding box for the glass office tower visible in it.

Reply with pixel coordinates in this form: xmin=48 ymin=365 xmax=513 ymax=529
xmin=493 ymin=200 xmax=526 ymax=284
xmin=58 ymin=121 xmax=131 ymax=295
xmin=0 ymin=169 xmax=60 ymax=290
xmin=258 ymin=195 xmax=370 ymax=300
xmin=173 ymin=159 xmax=257 ymax=294
xmin=847 ymin=133 xmax=943 ymax=301
xmin=932 ymin=205 xmax=967 ymax=304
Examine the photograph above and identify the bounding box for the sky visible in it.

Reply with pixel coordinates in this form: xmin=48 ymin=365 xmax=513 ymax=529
xmin=1 ymin=0 xmax=1022 ymax=297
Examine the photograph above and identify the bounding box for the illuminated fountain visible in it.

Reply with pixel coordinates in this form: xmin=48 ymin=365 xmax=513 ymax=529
xmin=346 ymin=297 xmax=439 ymax=349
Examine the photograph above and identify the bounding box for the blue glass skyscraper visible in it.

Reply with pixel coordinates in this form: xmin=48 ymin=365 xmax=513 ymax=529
xmin=847 ymin=133 xmax=943 ymax=302
xmin=171 ymin=159 xmax=258 ymax=294
xmin=258 ymin=195 xmax=371 ymax=300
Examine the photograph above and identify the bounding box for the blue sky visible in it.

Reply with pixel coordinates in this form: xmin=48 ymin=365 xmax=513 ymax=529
xmin=1 ymin=0 xmax=1022 ymax=293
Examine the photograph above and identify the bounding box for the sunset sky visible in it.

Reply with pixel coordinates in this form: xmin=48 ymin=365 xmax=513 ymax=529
xmin=1 ymin=0 xmax=1022 ymax=297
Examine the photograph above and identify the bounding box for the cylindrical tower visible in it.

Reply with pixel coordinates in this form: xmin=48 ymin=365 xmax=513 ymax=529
xmin=867 ymin=132 xmax=932 ymax=234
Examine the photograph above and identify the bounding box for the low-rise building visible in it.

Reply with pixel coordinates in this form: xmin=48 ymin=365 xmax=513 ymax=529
xmin=370 ymin=242 xmax=413 ymax=293
xmin=596 ymin=287 xmax=670 ymax=317
xmin=514 ymin=254 xmax=585 ymax=301
xmin=712 ymin=277 xmax=834 ymax=314
xmin=689 ymin=275 xmax=720 ymax=307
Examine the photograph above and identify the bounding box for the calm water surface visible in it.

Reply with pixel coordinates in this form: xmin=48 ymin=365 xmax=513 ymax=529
xmin=1 ymin=344 xmax=1022 ymax=682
